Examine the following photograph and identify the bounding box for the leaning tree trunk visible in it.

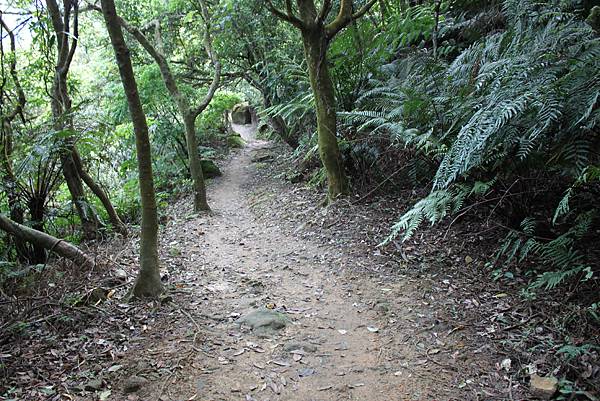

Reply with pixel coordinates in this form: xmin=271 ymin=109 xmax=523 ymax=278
xmin=302 ymin=28 xmax=349 ymax=200
xmin=0 ymin=213 xmax=92 ymax=267
xmin=263 ymin=96 xmax=298 ymax=149
xmin=59 ymin=145 xmax=100 ymax=239
xmin=72 ymin=149 xmax=127 ymax=235
xmin=101 ymin=0 xmax=163 ymax=298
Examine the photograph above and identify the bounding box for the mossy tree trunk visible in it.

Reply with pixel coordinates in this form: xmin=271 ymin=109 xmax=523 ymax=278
xmin=110 ymin=1 xmax=221 ymax=212
xmin=183 ymin=112 xmax=210 ymax=210
xmin=101 ymin=0 xmax=163 ymax=298
xmin=301 ymin=24 xmax=349 ymax=198
xmin=266 ymin=0 xmax=377 ymax=201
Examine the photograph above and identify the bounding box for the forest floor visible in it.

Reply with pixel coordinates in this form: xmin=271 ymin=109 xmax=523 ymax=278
xmin=100 ymin=124 xmax=519 ymax=401
xmin=3 ymin=124 xmax=554 ymax=401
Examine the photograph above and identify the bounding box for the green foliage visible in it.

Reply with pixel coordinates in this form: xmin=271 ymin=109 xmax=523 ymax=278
xmin=557 ymin=343 xmax=598 ymax=361
xmin=496 ymin=213 xmax=595 ymax=290
xmin=346 ymin=0 xmax=600 ymax=291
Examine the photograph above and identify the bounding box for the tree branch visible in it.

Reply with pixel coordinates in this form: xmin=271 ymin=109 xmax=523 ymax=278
xmin=352 ymin=0 xmax=379 ymax=20
xmin=285 ymin=0 xmax=296 ymax=20
xmin=0 ymin=13 xmax=27 ymax=123
xmin=45 ymin=0 xmax=64 ymax=50
xmin=265 ymin=0 xmax=304 ymax=29
xmin=88 ymin=4 xmax=162 ymax=60
xmin=325 ymin=0 xmax=378 ymax=38
xmin=64 ymin=0 xmax=79 ymax=73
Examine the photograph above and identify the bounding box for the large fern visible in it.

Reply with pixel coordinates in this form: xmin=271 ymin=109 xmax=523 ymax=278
xmin=348 ymin=0 xmax=600 ymax=289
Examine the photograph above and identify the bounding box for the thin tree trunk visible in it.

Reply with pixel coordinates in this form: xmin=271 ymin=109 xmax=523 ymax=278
xmin=59 ymin=148 xmax=100 ymax=239
xmin=72 ymin=149 xmax=127 ymax=235
xmin=0 ymin=213 xmax=92 ymax=267
xmin=101 ymin=0 xmax=163 ymax=298
xmin=302 ymin=28 xmax=349 ymax=199
xmin=183 ymin=113 xmax=210 ymax=210
xmin=28 ymin=196 xmax=48 ymax=263
xmin=0 ymin=124 xmax=29 ymax=262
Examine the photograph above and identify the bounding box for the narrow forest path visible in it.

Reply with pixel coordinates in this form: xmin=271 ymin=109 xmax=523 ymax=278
xmin=169 ymin=125 xmax=395 ymax=400
xmin=115 ymin=124 xmax=485 ymax=401
xmin=157 ymin=125 xmax=401 ymax=400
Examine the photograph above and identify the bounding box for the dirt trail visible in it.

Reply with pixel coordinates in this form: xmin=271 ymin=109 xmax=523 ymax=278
xmin=123 ymin=124 xmax=443 ymax=401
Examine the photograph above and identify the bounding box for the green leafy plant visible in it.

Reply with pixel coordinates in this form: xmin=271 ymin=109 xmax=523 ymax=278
xmin=347 ymin=0 xmax=599 ymax=291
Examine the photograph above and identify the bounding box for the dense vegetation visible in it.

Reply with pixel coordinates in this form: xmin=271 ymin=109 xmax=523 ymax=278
xmin=1 ymin=0 xmax=599 ymax=399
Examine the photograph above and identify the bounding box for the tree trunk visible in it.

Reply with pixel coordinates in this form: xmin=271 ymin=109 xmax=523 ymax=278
xmin=27 ymin=195 xmax=49 ymax=263
xmin=72 ymin=149 xmax=128 ymax=235
xmin=1 ymin=121 xmax=30 ymax=262
xmin=101 ymin=0 xmax=163 ymax=298
xmin=301 ymin=28 xmax=349 ymax=200
xmin=267 ymin=0 xmax=378 ymax=200
xmin=183 ymin=113 xmax=210 ymax=211
xmin=0 ymin=213 xmax=92 ymax=267
xmin=0 ymin=14 xmax=35 ymax=262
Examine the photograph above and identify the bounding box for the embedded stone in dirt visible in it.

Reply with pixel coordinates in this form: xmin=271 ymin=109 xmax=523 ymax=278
xmin=237 ymin=308 xmax=288 ymax=335
xmin=123 ymin=376 xmax=150 ymax=394
xmin=297 ymin=367 xmax=316 ymax=377
xmin=114 ymin=268 xmax=128 ymax=280
xmin=283 ymin=342 xmax=318 ymax=353
xmin=242 ymin=277 xmax=264 ymax=294
xmin=530 ymin=375 xmax=558 ymax=400
xmin=251 ymin=150 xmax=274 ymax=163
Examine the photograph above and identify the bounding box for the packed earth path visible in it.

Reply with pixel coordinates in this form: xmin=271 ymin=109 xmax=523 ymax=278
xmin=113 ymin=123 xmax=503 ymax=401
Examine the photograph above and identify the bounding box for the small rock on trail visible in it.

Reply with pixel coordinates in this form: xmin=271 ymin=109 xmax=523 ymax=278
xmin=530 ymin=375 xmax=559 ymax=400
xmin=237 ymin=308 xmax=288 ymax=335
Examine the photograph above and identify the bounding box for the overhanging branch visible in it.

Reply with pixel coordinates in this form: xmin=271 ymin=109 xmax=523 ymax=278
xmin=325 ymin=0 xmax=378 ymax=38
